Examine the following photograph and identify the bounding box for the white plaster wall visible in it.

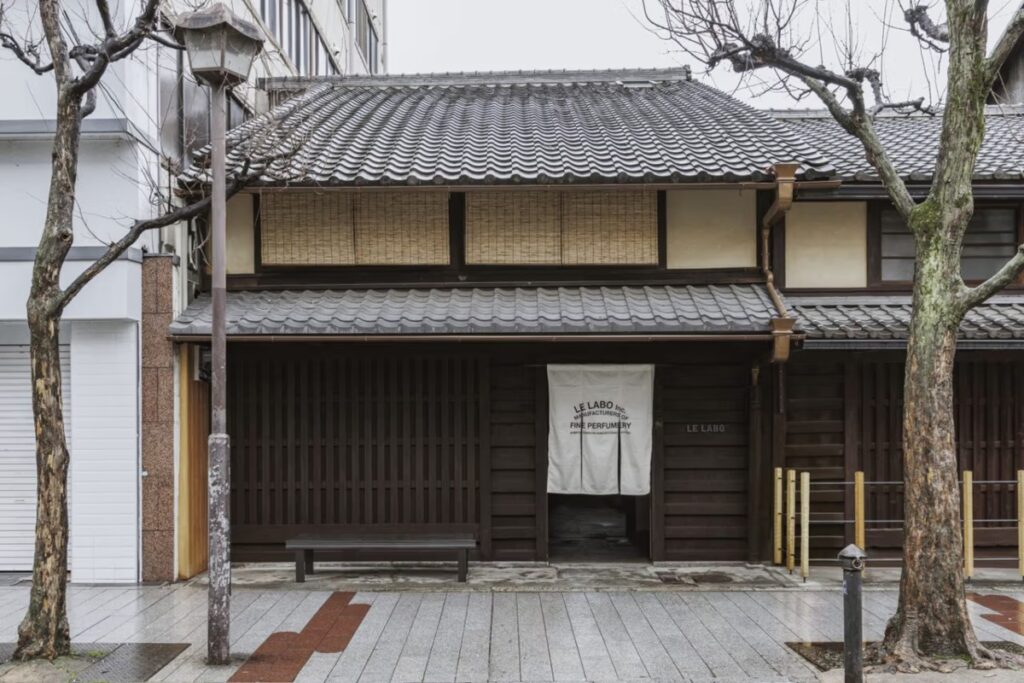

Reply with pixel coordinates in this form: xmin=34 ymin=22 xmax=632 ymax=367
xmin=785 ymin=201 xmax=868 ymax=288
xmin=0 ymin=139 xmax=151 ymax=248
xmin=0 ymin=2 xmax=128 ymax=123
xmin=665 ymin=189 xmax=757 ymax=269
xmin=0 ymin=261 xmax=141 ymax=322
xmin=69 ymin=321 xmax=139 ymax=583
xmin=0 ymin=0 xmax=385 ymax=587
xmin=227 ymin=193 xmax=256 ymax=274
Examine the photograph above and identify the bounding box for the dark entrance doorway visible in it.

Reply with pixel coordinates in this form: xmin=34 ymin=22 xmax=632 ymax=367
xmin=548 ymin=494 xmax=650 ymax=561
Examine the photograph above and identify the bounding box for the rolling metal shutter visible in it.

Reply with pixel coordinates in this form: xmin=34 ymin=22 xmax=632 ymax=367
xmin=0 ymin=345 xmax=70 ymax=570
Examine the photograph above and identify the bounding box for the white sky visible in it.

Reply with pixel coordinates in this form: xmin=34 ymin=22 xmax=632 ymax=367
xmin=386 ymin=0 xmax=1021 ymax=108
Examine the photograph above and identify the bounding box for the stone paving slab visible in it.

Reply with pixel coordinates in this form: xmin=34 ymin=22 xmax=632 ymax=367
xmin=0 ymin=582 xmax=1022 ymax=681
xmin=214 ymin=562 xmax=1024 ymax=593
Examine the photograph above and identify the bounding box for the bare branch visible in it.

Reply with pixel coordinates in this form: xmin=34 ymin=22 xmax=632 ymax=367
xmin=903 ymin=4 xmax=951 ymax=49
xmin=799 ymin=74 xmax=917 ymax=218
xmin=0 ymin=30 xmax=54 ymax=74
xmin=95 ymin=0 xmax=115 ymax=39
xmin=71 ymin=0 xmax=162 ymax=96
xmin=644 ymin=1 xmax=919 ymax=218
xmin=987 ymin=8 xmax=1024 ymax=87
xmin=57 ymin=163 xmax=257 ymax=311
xmin=148 ymin=30 xmax=185 ymax=52
xmin=957 ymin=245 xmax=1024 ymax=311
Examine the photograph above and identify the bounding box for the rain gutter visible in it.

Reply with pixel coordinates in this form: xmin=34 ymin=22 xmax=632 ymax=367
xmin=761 ymin=162 xmax=803 ymax=363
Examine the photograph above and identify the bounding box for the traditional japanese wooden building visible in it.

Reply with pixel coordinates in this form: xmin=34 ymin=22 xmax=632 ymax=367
xmin=169 ymin=69 xmax=1024 ymax=574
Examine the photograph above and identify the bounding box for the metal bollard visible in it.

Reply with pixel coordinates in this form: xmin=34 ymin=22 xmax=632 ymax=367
xmin=838 ymin=544 xmax=867 ymax=683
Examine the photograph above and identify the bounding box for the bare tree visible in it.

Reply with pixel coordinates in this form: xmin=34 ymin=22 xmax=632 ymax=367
xmin=643 ymin=0 xmax=1024 ymax=671
xmin=0 ymin=0 xmax=273 ymax=660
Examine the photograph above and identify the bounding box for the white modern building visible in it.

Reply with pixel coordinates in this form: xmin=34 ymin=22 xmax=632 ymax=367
xmin=0 ymin=0 xmax=386 ymax=583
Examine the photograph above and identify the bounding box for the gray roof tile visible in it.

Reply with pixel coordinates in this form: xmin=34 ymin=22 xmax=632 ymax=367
xmin=170 ymin=285 xmax=781 ymax=337
xmin=187 ymin=69 xmax=834 ymax=186
xmin=789 ymin=295 xmax=1024 ymax=344
xmin=773 ymin=107 xmax=1024 ymax=182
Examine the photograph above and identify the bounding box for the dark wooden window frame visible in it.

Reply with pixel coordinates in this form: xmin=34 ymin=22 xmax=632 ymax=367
xmin=867 ymin=200 xmax=1024 ymax=288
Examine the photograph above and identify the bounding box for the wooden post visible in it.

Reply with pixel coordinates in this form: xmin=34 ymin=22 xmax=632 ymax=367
xmin=963 ymin=470 xmax=974 ymax=580
xmin=854 ymin=471 xmax=865 ymax=551
xmin=800 ymin=471 xmax=810 ymax=581
xmin=1017 ymin=470 xmax=1023 ymax=580
xmin=786 ymin=469 xmax=796 ymax=573
xmin=773 ymin=467 xmax=783 ymax=565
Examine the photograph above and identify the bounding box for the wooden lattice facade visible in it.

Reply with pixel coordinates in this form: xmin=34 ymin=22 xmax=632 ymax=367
xmin=204 ymin=343 xmax=1024 ymax=564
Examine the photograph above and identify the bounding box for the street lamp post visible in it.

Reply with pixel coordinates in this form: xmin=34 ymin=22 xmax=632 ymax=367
xmin=175 ymin=4 xmax=263 ymax=666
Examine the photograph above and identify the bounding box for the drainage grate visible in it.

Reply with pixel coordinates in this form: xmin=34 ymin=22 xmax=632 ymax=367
xmin=77 ymin=643 xmax=189 ymax=682
xmin=690 ymin=571 xmax=733 ymax=584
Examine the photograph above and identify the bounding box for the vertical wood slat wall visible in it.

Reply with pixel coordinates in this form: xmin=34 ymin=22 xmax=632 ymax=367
xmin=487 ymin=360 xmax=541 ymax=560
xmin=223 ymin=345 xmax=762 ymax=563
xmin=660 ymin=361 xmax=751 ymax=560
xmin=227 ymin=348 xmax=489 ymax=560
xmin=784 ymin=353 xmax=1024 ymax=563
xmin=782 ymin=359 xmax=847 ymax=558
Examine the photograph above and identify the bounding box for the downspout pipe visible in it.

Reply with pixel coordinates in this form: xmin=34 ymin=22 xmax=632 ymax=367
xmin=762 ymin=163 xmax=800 ymax=363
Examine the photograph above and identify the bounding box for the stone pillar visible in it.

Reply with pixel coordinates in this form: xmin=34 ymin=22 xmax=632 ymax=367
xmin=141 ymin=253 xmax=177 ymax=582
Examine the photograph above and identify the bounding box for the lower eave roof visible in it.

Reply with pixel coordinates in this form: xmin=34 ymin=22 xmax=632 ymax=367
xmin=789 ymin=295 xmax=1024 ymax=348
xmin=169 ymin=285 xmax=782 ymax=338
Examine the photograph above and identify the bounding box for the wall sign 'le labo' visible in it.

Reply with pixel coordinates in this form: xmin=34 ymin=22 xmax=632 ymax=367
xmin=685 ymin=423 xmax=729 ymax=433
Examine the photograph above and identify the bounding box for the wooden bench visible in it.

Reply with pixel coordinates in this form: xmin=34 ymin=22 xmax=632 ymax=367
xmin=284 ymin=533 xmax=477 ymax=583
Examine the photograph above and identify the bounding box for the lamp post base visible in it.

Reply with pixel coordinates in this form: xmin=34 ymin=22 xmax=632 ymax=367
xmin=207 ymin=431 xmax=231 ymax=665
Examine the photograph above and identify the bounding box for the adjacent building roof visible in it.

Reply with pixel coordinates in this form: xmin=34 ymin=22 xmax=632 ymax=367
xmin=189 ymin=69 xmax=834 ymax=187
xmin=789 ymin=295 xmax=1024 ymax=347
xmin=773 ymin=107 xmax=1024 ymax=182
xmin=169 ymin=285 xmax=783 ymax=338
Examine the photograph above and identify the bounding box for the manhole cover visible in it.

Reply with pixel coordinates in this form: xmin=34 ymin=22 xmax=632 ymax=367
xmin=690 ymin=571 xmax=733 ymax=584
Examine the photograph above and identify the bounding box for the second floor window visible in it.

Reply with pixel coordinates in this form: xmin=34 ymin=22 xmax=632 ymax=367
xmin=258 ymin=191 xmax=450 ymax=266
xmin=465 ymin=190 xmax=659 ymax=266
xmin=260 ymin=0 xmax=338 ymax=76
xmin=356 ymin=1 xmax=380 ymax=74
xmin=877 ymin=206 xmax=1021 ymax=283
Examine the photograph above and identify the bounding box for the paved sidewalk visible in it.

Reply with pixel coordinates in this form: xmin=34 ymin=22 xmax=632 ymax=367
xmin=0 ymin=581 xmax=1023 ymax=681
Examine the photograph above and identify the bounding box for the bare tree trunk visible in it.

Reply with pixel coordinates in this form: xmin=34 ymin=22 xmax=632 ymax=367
xmin=14 ymin=85 xmax=80 ymax=661
xmin=881 ymin=221 xmax=987 ymax=669
xmin=16 ymin=313 xmax=71 ymax=660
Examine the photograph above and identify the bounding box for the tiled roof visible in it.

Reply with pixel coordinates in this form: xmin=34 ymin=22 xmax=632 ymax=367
xmin=190 ymin=69 xmax=834 ymax=186
xmin=169 ymin=285 xmax=782 ymax=337
xmin=789 ymin=295 xmax=1024 ymax=345
xmin=773 ymin=107 xmax=1024 ymax=182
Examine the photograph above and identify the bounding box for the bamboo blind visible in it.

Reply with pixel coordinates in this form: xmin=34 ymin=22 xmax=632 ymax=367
xmin=259 ymin=191 xmax=450 ymax=266
xmin=354 ymin=191 xmax=450 ymax=265
xmin=465 ymin=191 xmax=562 ymax=264
xmin=465 ymin=189 xmax=658 ymax=265
xmin=561 ymin=190 xmax=658 ymax=264
xmin=260 ymin=192 xmax=356 ymax=266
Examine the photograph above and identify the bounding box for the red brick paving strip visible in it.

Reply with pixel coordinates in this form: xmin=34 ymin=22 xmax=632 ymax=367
xmin=967 ymin=593 xmax=1024 ymax=636
xmin=230 ymin=592 xmax=370 ymax=683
